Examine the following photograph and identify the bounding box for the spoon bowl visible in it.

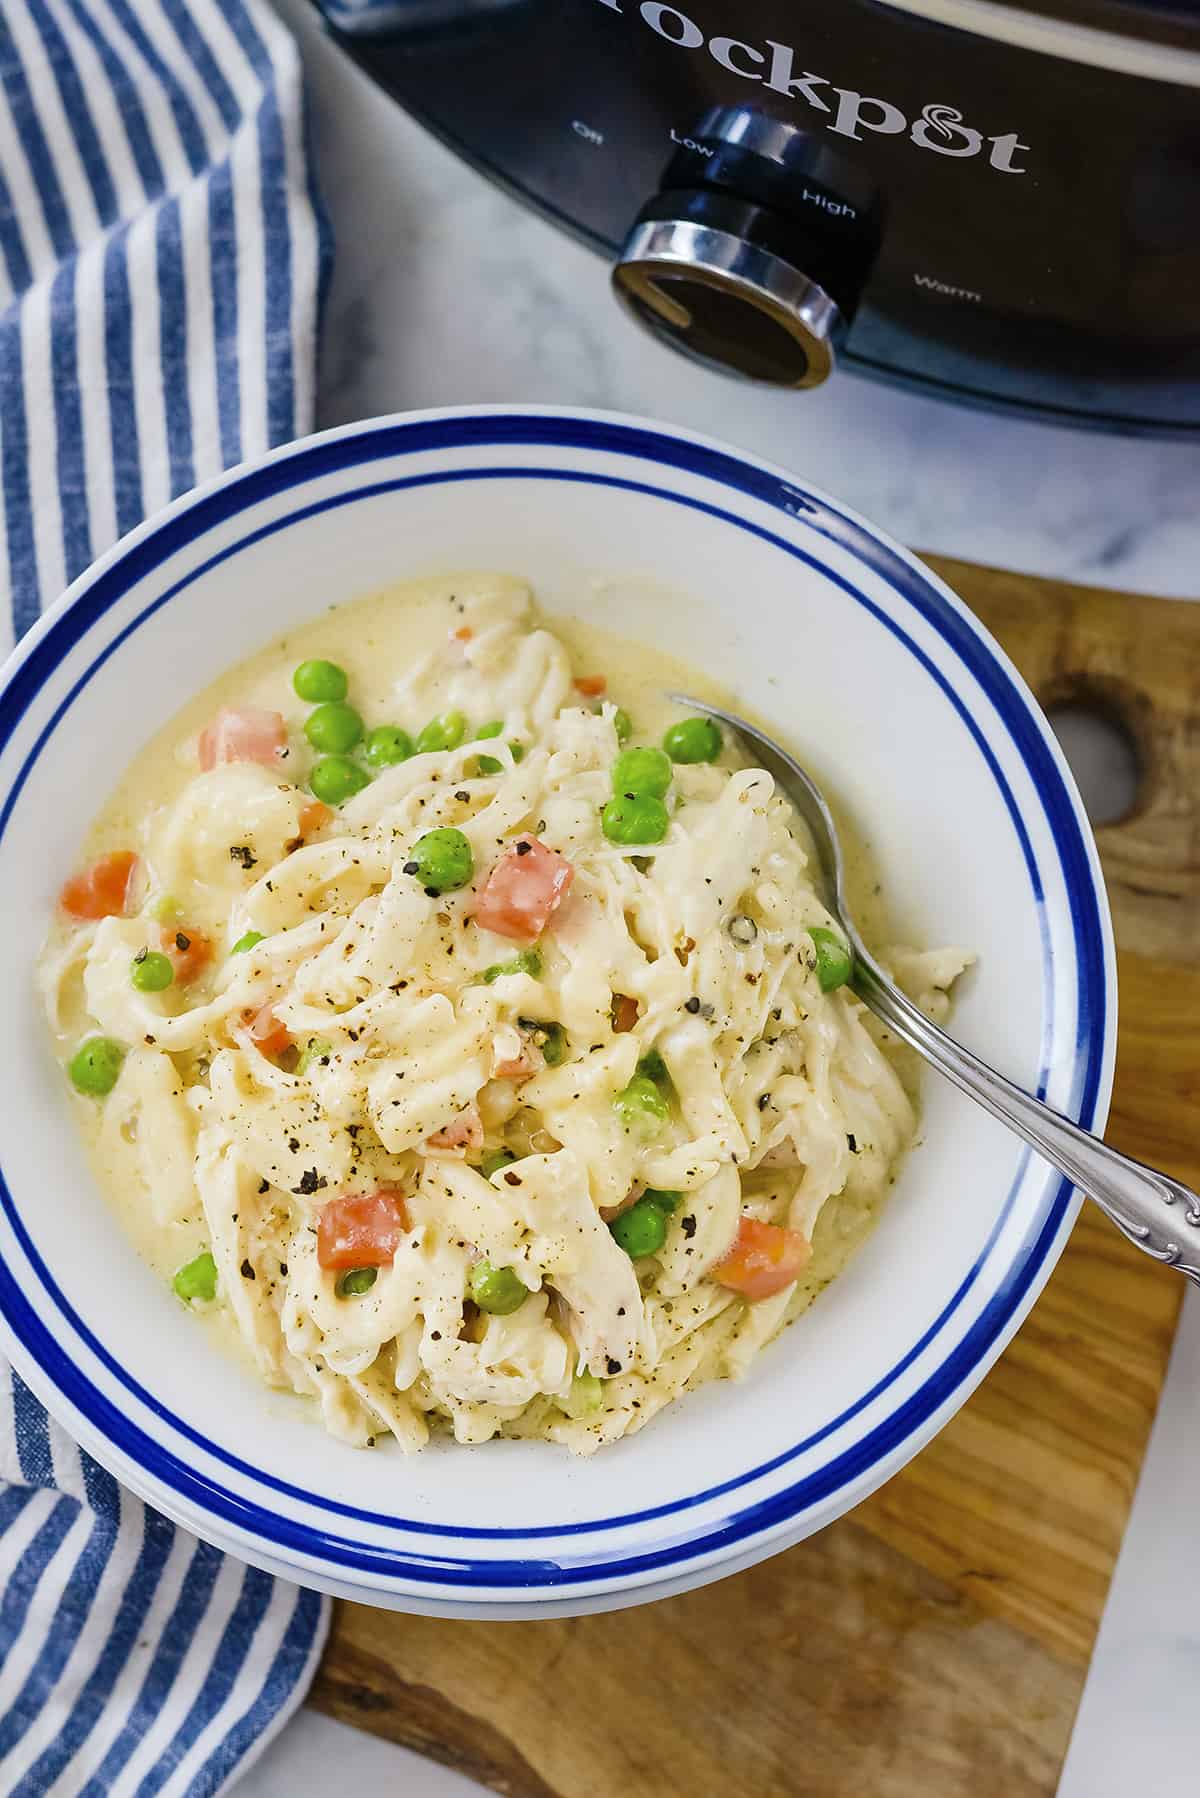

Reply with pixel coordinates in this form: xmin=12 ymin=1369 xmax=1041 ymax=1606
xmin=672 ymin=692 xmax=1200 ymax=1288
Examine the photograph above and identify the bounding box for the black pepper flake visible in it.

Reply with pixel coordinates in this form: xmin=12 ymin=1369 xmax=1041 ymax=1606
xmin=133 ymin=945 xmax=148 ymax=964
xmin=847 ymin=1133 xmax=858 ymax=1153
xmin=681 ymin=1215 xmax=697 ymax=1239
xmin=516 ymin=839 xmax=532 ymax=855
xmin=684 ymin=996 xmax=701 ymax=1014
xmin=403 ymin=860 xmax=419 ymax=876
xmin=229 ymin=846 xmax=256 ymax=869
xmin=279 ymin=1262 xmax=288 ymax=1276
xmin=258 ymin=1179 xmax=270 ymax=1194
xmin=503 ymin=1170 xmax=522 ymax=1186
xmin=617 ymin=1306 xmax=626 ymax=1317
xmin=295 ymin=1169 xmax=327 ymax=1196
xmin=287 ymin=1137 xmax=300 ymax=1154
xmin=175 ymin=932 xmax=190 ymax=952
xmin=758 ymin=1093 xmax=771 ymax=1111
xmin=240 ymin=1259 xmax=255 ymax=1280
xmin=424 ymin=886 xmax=439 ymax=898
xmin=454 ymin=790 xmax=469 ymax=802
xmin=144 ymin=1034 xmax=156 ymax=1045
xmin=606 ymin=1357 xmax=622 ymax=1375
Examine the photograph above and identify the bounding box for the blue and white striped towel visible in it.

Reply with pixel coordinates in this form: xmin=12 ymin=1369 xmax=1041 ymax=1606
xmin=0 ymin=1 xmax=333 ymax=1791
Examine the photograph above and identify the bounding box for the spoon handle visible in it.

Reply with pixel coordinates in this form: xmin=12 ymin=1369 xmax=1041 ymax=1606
xmin=853 ymin=957 xmax=1200 ymax=1285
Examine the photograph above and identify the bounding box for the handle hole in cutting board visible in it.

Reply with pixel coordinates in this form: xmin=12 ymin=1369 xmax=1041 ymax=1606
xmin=1045 ymin=692 xmax=1142 ymax=828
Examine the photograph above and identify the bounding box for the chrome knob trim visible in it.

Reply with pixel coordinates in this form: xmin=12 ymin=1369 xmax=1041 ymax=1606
xmin=612 ymin=218 xmax=844 ymax=390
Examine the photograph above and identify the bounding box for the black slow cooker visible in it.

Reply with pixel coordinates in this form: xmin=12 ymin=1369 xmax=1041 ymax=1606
xmin=314 ymin=0 xmax=1200 ymax=434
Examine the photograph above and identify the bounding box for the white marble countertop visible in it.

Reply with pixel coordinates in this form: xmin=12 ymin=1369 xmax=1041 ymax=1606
xmin=246 ymin=6 xmax=1200 ymax=1794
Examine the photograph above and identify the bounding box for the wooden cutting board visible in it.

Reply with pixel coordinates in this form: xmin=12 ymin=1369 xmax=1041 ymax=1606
xmin=309 ymin=557 xmax=1200 ymax=1798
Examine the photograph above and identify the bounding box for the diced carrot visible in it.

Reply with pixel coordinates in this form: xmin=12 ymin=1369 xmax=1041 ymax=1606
xmin=244 ymin=1003 xmax=292 ymax=1059
xmin=451 ymin=626 xmax=473 ymax=643
xmin=713 ymin=1217 xmax=811 ymax=1301
xmin=575 ymin=675 xmax=606 ymax=697
xmin=59 ymin=851 xmax=139 ymax=921
xmin=158 ymin=924 xmax=212 ymax=985
xmin=299 ymin=800 xmax=332 ymax=837
xmin=426 ymin=1105 xmax=484 ymax=1153
xmin=475 ymin=838 xmax=574 ymax=944
xmin=493 ymin=1036 xmax=544 ymax=1081
xmin=198 ymin=706 xmax=286 ymax=771
xmin=612 ymin=994 xmax=639 ymax=1034
xmin=317 ymin=1189 xmax=409 ymax=1269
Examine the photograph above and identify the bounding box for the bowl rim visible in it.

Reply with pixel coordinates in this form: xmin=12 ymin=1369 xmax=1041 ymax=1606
xmin=0 ymin=405 xmax=1116 ymax=1604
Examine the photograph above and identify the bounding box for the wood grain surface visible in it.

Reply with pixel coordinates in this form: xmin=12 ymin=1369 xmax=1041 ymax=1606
xmin=310 ymin=558 xmax=1200 ymax=1797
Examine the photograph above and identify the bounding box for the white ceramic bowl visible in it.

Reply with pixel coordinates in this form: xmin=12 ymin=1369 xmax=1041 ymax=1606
xmin=0 ymin=407 xmax=1114 ymax=1618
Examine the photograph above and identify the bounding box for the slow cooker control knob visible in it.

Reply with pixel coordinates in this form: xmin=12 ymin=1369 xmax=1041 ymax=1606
xmin=613 ymin=108 xmax=884 ymax=389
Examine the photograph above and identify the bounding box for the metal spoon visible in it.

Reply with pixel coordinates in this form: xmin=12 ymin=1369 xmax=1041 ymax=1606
xmin=669 ymin=693 xmax=1200 ymax=1286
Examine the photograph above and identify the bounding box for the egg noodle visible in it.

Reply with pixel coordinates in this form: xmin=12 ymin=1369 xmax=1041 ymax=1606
xmin=40 ymin=579 xmax=968 ymax=1454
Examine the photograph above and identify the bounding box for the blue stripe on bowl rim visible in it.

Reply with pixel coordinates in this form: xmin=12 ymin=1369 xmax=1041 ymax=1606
xmin=0 ymin=410 xmax=1112 ymax=1591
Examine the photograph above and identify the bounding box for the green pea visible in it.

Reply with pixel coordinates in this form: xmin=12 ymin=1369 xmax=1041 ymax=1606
xmin=363 ymin=725 xmax=413 ymax=768
xmin=476 ymin=721 xmax=525 ymax=775
xmin=130 ymin=950 xmax=173 ymax=992
xmin=601 ymin=793 xmax=669 ymax=846
xmin=67 ymin=1037 xmax=125 ymax=1098
xmin=519 ymin=1019 xmax=566 ymax=1067
xmin=561 ymin=1370 xmax=605 ymax=1419
xmin=416 ymin=710 xmax=467 ymax=754
xmin=613 ymin=1074 xmax=670 ymax=1137
xmin=336 ymin=1266 xmax=378 ymax=1298
xmin=609 ymin=1196 xmax=669 ymax=1258
xmin=293 ymin=658 xmax=348 ymax=703
xmin=636 ymin=1049 xmax=668 ymax=1087
xmin=482 ymin=948 xmax=542 ymax=984
xmin=304 ymin=701 xmax=363 ymax=755
xmin=173 ymin=1249 xmax=217 ymax=1304
xmin=468 ymin=1260 xmax=528 ymax=1315
xmin=612 ymin=746 xmax=671 ymax=799
xmin=310 ymin=756 xmax=370 ymax=806
xmin=297 ymin=1036 xmax=332 ymax=1075
xmin=642 ymin=1188 xmax=682 ymax=1213
xmin=404 ymin=826 xmax=473 ymax=894
xmin=479 ymin=1148 xmax=517 ymax=1180
xmin=663 ymin=715 xmax=722 ymax=764
xmin=231 ymin=929 xmax=265 ymax=955
xmin=809 ymin=925 xmax=853 ymax=993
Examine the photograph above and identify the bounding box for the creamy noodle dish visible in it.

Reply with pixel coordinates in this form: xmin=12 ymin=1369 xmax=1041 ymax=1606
xmin=40 ymin=577 xmax=968 ymax=1454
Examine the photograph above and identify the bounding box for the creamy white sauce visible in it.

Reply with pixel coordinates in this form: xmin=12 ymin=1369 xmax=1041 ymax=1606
xmin=42 ymin=575 xmax=931 ymax=1426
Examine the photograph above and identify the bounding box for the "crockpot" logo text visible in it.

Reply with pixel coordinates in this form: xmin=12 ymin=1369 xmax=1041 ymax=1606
xmin=593 ymin=0 xmax=1031 ymax=175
